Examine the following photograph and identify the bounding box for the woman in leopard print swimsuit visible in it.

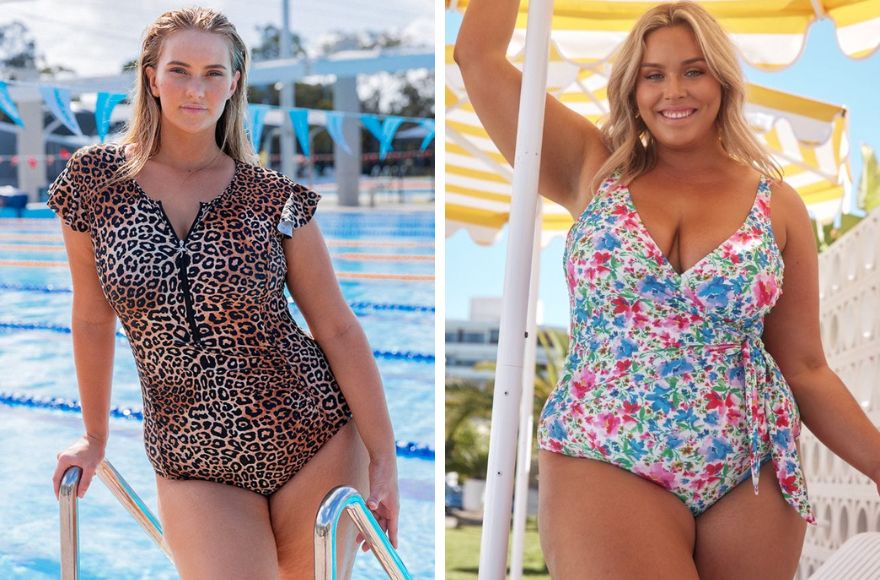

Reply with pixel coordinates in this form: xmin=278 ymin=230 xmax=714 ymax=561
xmin=49 ymin=8 xmax=398 ymax=578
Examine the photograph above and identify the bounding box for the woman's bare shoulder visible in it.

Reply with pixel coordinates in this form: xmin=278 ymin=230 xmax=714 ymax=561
xmin=67 ymin=142 xmax=120 ymax=167
xmin=767 ymin=178 xmax=806 ymax=253
xmin=572 ymin=157 xmax=616 ymax=218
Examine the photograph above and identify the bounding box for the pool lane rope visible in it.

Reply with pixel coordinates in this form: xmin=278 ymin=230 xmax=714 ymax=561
xmin=0 ymin=233 xmax=436 ymax=248
xmin=0 ymin=391 xmax=434 ymax=461
xmin=0 ymin=244 xmax=434 ymax=263
xmin=0 ymin=283 xmax=435 ymax=313
xmin=0 ymin=260 xmax=434 ymax=281
xmin=0 ymin=320 xmax=434 ymax=363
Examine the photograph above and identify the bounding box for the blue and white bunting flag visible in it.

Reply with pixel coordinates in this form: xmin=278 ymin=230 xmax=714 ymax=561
xmin=247 ymin=104 xmax=270 ymax=152
xmin=378 ymin=116 xmax=405 ymax=161
xmin=0 ymin=81 xmax=23 ymax=127
xmin=0 ymin=78 xmax=435 ymax=157
xmin=95 ymin=92 xmax=126 ymax=143
xmin=360 ymin=114 xmax=384 ymax=143
xmin=288 ymin=108 xmax=310 ymax=156
xmin=325 ymin=111 xmax=352 ymax=155
xmin=418 ymin=119 xmax=435 ymax=151
xmin=40 ymin=85 xmax=83 ymax=136
xmin=361 ymin=114 xmax=406 ymax=160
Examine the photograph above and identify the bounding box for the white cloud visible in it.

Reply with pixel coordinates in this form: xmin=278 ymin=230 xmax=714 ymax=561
xmin=403 ymin=18 xmax=434 ymax=48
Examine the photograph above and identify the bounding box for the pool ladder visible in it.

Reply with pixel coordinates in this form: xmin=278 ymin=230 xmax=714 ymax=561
xmin=59 ymin=459 xmax=412 ymax=579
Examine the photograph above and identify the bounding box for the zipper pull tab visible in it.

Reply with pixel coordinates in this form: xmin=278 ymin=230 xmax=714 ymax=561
xmin=176 ymin=239 xmax=189 ymax=268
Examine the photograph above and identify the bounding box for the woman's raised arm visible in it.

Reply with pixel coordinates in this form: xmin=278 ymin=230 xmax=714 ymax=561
xmin=453 ymin=0 xmax=611 ymax=216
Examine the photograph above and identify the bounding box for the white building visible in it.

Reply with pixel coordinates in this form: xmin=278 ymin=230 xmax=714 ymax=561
xmin=445 ymin=297 xmax=565 ymax=384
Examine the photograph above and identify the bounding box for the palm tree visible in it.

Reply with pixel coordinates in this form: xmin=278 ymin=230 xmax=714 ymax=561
xmin=445 ymin=378 xmax=493 ymax=479
xmin=445 ymin=327 xmax=569 ymax=480
xmin=817 ymin=144 xmax=880 ymax=250
xmin=533 ymin=328 xmax=568 ymax=419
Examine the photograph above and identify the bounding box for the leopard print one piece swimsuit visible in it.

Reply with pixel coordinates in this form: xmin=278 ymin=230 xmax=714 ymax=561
xmin=48 ymin=143 xmax=352 ymax=494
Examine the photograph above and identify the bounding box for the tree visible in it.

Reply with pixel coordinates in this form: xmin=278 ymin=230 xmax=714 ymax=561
xmin=317 ymin=30 xmax=402 ymax=53
xmin=445 ymin=378 xmax=494 ymax=479
xmin=816 ymin=144 xmax=880 ymax=251
xmin=360 ymin=70 xmax=434 ymax=118
xmin=250 ymin=24 xmax=307 ymax=62
xmin=857 ymin=144 xmax=880 ymax=214
xmin=0 ymin=21 xmax=74 ymax=82
xmin=0 ymin=21 xmax=37 ymax=73
xmin=445 ymin=327 xmax=568 ymax=481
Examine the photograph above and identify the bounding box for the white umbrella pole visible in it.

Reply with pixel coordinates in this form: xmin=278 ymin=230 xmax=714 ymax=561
xmin=477 ymin=0 xmax=555 ymax=577
xmin=509 ymin=204 xmax=543 ymax=580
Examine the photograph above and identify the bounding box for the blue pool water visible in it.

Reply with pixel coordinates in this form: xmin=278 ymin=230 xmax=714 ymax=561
xmin=0 ymin=210 xmax=435 ymax=578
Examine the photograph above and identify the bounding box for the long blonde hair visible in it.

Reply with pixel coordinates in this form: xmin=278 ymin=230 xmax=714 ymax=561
xmin=110 ymin=7 xmax=257 ymax=187
xmin=591 ymin=1 xmax=782 ymax=193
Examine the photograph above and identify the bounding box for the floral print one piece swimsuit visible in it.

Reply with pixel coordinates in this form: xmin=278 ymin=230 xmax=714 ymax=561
xmin=538 ymin=173 xmax=816 ymax=525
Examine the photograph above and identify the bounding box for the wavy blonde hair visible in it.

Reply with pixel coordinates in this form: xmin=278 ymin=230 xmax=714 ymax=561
xmin=591 ymin=1 xmax=782 ymax=194
xmin=109 ymin=7 xmax=257 ymax=188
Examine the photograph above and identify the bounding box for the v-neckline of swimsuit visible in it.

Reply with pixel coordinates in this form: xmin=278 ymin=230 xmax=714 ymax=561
xmin=124 ymin=148 xmax=241 ymax=244
xmin=121 ymin=146 xmax=242 ymax=346
xmin=538 ymin=172 xmax=816 ymax=525
xmin=622 ymin=176 xmax=764 ymax=281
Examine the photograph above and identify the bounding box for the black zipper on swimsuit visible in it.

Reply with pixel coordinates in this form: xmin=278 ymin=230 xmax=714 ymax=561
xmin=175 ymin=240 xmax=202 ymax=345
xmin=158 ymin=201 xmax=204 ymax=346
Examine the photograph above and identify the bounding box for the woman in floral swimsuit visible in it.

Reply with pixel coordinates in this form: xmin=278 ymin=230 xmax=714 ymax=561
xmin=49 ymin=7 xmax=398 ymax=579
xmin=456 ymin=1 xmax=880 ymax=578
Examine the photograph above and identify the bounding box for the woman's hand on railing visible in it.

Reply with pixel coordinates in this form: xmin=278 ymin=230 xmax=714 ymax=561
xmin=360 ymin=455 xmax=400 ymax=551
xmin=52 ymin=434 xmax=106 ymax=500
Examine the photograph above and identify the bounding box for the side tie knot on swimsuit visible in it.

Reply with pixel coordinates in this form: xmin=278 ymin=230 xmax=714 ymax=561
xmin=640 ymin=321 xmax=783 ymax=497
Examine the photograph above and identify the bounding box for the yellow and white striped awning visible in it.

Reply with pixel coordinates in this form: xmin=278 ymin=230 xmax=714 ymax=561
xmin=448 ymin=0 xmax=880 ymax=70
xmin=446 ymin=30 xmax=852 ymax=244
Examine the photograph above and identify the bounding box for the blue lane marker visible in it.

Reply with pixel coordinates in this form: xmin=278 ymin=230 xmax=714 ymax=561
xmin=0 ymin=282 xmax=435 ymax=313
xmin=0 ymin=391 xmax=434 ymax=460
xmin=0 ymin=321 xmax=435 ymax=364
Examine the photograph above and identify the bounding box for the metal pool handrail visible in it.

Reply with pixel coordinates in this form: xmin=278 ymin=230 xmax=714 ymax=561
xmin=315 ymin=486 xmax=412 ymax=580
xmin=60 ymin=465 xmax=410 ymax=579
xmin=59 ymin=459 xmax=171 ymax=579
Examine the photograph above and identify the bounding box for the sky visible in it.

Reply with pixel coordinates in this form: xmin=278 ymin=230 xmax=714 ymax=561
xmin=445 ymin=17 xmax=880 ymax=328
xmin=0 ymin=0 xmax=433 ymax=77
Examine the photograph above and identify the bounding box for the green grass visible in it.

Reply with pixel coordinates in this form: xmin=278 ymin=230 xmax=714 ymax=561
xmin=445 ymin=517 xmax=550 ymax=579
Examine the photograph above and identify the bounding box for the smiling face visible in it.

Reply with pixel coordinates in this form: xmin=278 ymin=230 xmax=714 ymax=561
xmin=145 ymin=29 xmax=241 ymax=137
xmin=634 ymin=24 xmax=722 ymax=153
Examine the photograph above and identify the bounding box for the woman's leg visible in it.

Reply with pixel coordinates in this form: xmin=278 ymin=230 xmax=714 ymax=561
xmin=694 ymin=446 xmax=808 ymax=580
xmin=538 ymin=450 xmax=700 ymax=579
xmin=155 ymin=476 xmax=279 ymax=580
xmin=268 ymin=420 xmax=370 ymax=580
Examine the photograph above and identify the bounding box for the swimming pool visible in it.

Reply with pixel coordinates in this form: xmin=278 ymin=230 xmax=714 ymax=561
xmin=0 ymin=209 xmax=435 ymax=578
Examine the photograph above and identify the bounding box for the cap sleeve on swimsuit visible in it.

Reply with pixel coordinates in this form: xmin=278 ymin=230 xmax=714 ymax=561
xmin=277 ymin=180 xmax=321 ymax=239
xmin=47 ymin=148 xmax=92 ymax=233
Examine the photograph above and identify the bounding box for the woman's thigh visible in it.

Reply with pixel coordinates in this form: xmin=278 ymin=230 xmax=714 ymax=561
xmin=155 ymin=476 xmax=278 ymax=580
xmin=268 ymin=420 xmax=370 ymax=580
xmin=694 ymin=454 xmax=808 ymax=580
xmin=538 ymin=450 xmax=699 ymax=580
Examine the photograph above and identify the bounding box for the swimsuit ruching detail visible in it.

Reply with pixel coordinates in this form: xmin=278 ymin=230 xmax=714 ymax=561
xmin=47 ymin=143 xmax=352 ymax=495
xmin=538 ymin=173 xmax=816 ymax=525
